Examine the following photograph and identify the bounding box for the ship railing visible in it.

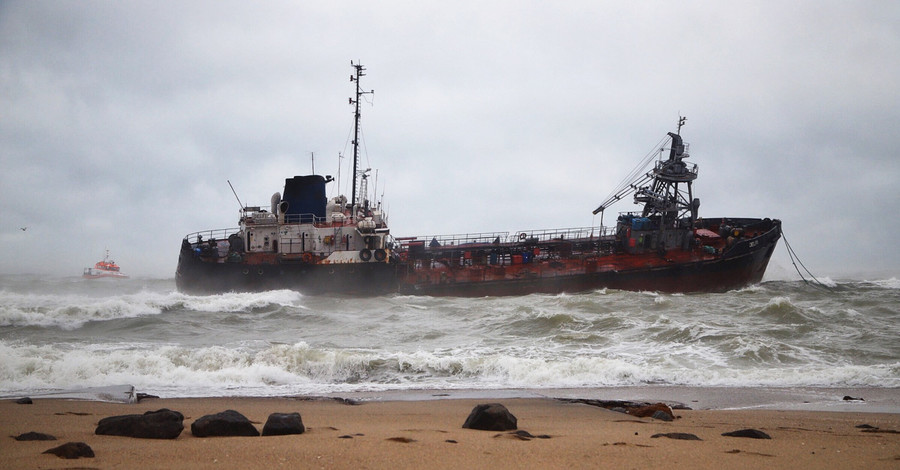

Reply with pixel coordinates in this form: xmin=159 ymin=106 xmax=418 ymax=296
xmin=240 ymin=208 xmax=277 ymax=224
xmin=239 ymin=209 xmax=381 ymax=227
xmin=654 ymin=159 xmax=698 ymax=181
xmin=282 ymin=213 xmax=328 ymax=225
xmin=395 ymin=231 xmax=512 ymax=249
xmin=183 ymin=228 xmax=240 ymax=245
xmin=396 ymin=226 xmax=616 ymax=250
xmin=279 ymin=212 xmax=370 ymax=227
xmin=238 ymin=207 xmax=329 ymax=225
xmin=507 ymin=226 xmax=614 ymax=243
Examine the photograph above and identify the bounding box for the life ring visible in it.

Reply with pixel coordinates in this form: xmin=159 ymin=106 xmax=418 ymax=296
xmin=373 ymin=249 xmax=387 ymax=261
xmin=301 ymin=252 xmax=313 ymax=263
xmin=518 ymin=232 xmax=527 ymax=241
xmin=360 ymin=249 xmax=372 ymax=261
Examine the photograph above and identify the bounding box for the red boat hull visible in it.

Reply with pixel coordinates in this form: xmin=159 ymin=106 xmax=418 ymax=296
xmin=176 ymin=218 xmax=780 ymax=296
xmin=396 ymin=243 xmax=775 ymax=296
xmin=396 ymin=219 xmax=779 ymax=296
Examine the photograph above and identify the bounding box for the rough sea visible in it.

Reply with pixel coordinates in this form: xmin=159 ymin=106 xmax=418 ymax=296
xmin=2 ymin=275 xmax=898 ymax=404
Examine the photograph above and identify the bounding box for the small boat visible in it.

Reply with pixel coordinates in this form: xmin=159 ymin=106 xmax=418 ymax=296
xmin=83 ymin=250 xmax=129 ymax=279
xmin=175 ymin=63 xmax=781 ymax=296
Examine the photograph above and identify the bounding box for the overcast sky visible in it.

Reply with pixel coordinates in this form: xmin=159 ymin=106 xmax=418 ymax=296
xmin=2 ymin=1 xmax=898 ymax=280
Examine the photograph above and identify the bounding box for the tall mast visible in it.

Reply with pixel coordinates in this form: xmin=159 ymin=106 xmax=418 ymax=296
xmin=637 ymin=116 xmax=697 ymax=226
xmin=349 ymin=61 xmax=373 ymax=218
xmin=592 ymin=116 xmax=697 ymax=226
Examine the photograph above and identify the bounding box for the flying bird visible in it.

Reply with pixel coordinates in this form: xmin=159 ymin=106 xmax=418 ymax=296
xmin=20 ymin=227 xmax=27 ymax=231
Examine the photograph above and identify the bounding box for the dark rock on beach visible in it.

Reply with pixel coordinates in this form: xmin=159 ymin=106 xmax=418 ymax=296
xmin=262 ymin=412 xmax=305 ymax=436
xmin=14 ymin=431 xmax=57 ymax=441
xmin=629 ymin=403 xmax=675 ymax=421
xmin=136 ymin=392 xmax=160 ymax=401
xmin=42 ymin=442 xmax=95 ymax=459
xmin=462 ymin=403 xmax=518 ymax=431
xmin=843 ymin=395 xmax=864 ymax=401
xmin=15 ymin=397 xmax=32 ymax=404
xmin=509 ymin=430 xmax=551 ymax=440
xmin=558 ymin=399 xmax=682 ymax=419
xmin=651 ymin=432 xmax=702 ymax=440
xmin=722 ymin=428 xmax=772 ymax=439
xmin=95 ymin=408 xmax=184 ymax=439
xmin=192 ymin=410 xmax=260 ymax=437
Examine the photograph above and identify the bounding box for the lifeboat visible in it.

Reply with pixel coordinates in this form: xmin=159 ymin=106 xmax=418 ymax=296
xmin=83 ymin=250 xmax=129 ymax=279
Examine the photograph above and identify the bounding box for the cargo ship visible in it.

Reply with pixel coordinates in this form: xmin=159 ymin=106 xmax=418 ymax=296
xmin=175 ymin=63 xmax=781 ymax=296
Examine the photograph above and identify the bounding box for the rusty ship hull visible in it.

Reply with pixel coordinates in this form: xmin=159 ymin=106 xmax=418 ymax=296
xmin=176 ymin=217 xmax=780 ymax=296
xmin=393 ymin=217 xmax=780 ymax=296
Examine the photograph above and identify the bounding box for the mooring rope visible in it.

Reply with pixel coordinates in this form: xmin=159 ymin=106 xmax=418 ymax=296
xmin=782 ymin=229 xmax=830 ymax=290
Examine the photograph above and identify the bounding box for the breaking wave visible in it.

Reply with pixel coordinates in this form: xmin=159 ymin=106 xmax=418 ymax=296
xmin=1 ymin=277 xmax=898 ymax=397
xmin=0 ymin=289 xmax=302 ymax=330
xmin=1 ymin=339 xmax=897 ymax=398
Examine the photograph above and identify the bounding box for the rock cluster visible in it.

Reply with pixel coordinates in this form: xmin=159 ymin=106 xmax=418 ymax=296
xmin=13 ymin=397 xmax=792 ymax=463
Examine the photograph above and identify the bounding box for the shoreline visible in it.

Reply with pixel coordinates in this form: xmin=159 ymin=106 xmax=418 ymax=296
xmin=3 ymin=394 xmax=899 ymax=469
xmin=318 ymin=385 xmax=900 ymax=414
xmin=9 ymin=385 xmax=900 ymax=413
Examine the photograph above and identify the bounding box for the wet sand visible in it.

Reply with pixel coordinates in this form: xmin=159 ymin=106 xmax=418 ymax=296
xmin=3 ymin=394 xmax=899 ymax=469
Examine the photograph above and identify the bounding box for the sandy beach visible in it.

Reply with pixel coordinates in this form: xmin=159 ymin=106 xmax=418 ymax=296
xmin=3 ymin=394 xmax=899 ymax=470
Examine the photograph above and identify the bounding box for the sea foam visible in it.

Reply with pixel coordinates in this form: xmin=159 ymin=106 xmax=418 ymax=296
xmin=0 ymin=289 xmax=302 ymax=330
xmin=0 ymin=278 xmax=897 ymax=398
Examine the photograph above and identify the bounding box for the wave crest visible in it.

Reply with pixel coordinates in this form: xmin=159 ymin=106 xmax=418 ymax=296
xmin=0 ymin=289 xmax=303 ymax=329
